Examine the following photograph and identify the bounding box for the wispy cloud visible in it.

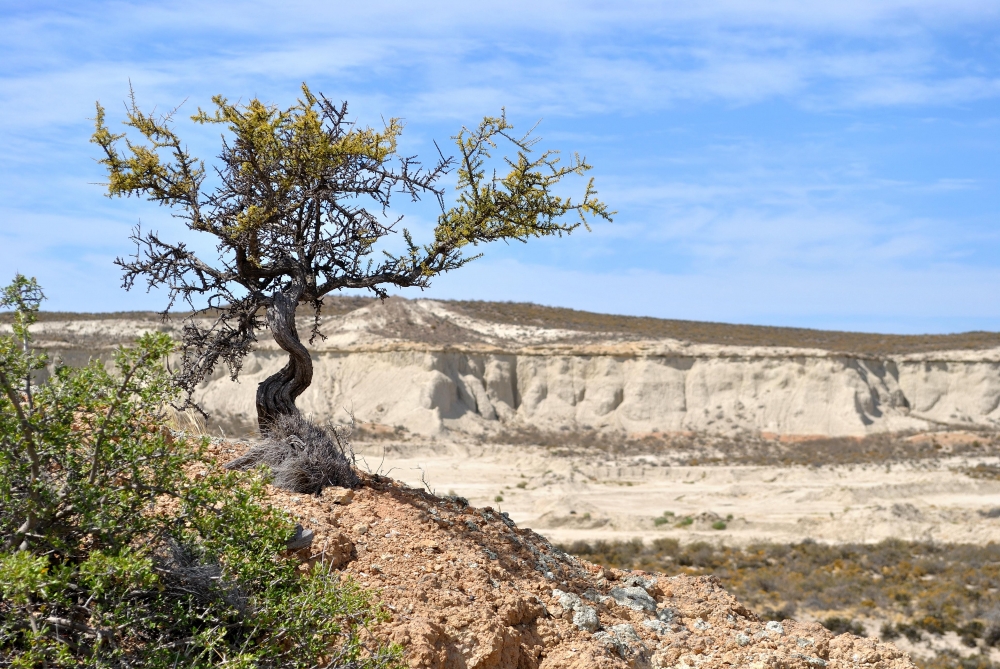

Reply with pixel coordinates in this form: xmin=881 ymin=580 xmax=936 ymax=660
xmin=1 ymin=1 xmax=998 ymax=331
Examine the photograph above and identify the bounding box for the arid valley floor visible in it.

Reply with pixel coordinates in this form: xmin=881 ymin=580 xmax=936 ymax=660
xmin=8 ymin=297 xmax=1000 ymax=668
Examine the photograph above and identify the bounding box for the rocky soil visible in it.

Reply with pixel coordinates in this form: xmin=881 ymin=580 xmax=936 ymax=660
xmin=206 ymin=440 xmax=916 ymax=669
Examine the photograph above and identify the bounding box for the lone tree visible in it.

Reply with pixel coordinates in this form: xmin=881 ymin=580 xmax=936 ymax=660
xmin=93 ymin=85 xmax=612 ymax=430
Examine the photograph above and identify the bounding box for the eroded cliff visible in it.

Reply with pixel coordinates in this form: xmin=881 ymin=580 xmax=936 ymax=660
xmin=11 ymin=298 xmax=1000 ymax=437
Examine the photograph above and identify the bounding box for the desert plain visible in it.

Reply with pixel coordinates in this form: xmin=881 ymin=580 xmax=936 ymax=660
xmin=8 ymin=296 xmax=1000 ymax=667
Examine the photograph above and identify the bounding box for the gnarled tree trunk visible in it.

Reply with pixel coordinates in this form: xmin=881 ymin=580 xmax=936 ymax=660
xmin=256 ymin=291 xmax=313 ymax=432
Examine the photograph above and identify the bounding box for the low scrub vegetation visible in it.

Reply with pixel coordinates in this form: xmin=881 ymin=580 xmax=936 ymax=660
xmin=491 ymin=424 xmax=999 ymax=469
xmin=448 ymin=299 xmax=1000 ymax=355
xmin=0 ymin=275 xmax=401 ymax=668
xmin=562 ymin=537 xmax=1000 ymax=669
xmin=961 ymin=463 xmax=1000 ymax=480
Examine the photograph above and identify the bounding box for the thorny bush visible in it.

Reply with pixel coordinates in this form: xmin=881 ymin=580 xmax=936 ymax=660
xmin=0 ymin=274 xmax=402 ymax=668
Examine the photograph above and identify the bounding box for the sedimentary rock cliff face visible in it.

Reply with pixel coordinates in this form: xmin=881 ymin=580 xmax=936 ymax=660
xmin=12 ymin=298 xmax=1000 ymax=437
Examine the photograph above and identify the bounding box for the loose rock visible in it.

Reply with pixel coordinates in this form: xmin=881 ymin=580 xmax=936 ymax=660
xmin=213 ymin=445 xmax=918 ymax=669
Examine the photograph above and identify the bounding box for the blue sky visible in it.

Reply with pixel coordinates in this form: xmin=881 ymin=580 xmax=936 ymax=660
xmin=1 ymin=1 xmax=999 ymax=333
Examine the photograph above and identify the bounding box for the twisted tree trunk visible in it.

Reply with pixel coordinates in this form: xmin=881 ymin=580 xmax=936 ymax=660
xmin=256 ymin=291 xmax=313 ymax=432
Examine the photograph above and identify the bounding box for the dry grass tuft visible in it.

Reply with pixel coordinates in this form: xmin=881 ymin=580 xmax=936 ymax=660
xmin=164 ymin=405 xmax=210 ymax=436
xmin=225 ymin=414 xmax=359 ymax=493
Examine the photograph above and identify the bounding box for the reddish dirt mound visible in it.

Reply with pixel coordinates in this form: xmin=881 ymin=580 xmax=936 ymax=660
xmin=211 ymin=441 xmax=915 ymax=669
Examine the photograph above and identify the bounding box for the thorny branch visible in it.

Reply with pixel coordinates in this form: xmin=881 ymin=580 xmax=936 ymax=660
xmin=93 ymin=85 xmax=612 ymax=416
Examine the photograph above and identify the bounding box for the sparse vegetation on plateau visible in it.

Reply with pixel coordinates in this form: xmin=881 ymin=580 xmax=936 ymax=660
xmin=448 ymin=299 xmax=1000 ymax=355
xmin=9 ymin=294 xmax=1000 ymax=357
xmin=490 ymin=424 xmax=1000 ymax=469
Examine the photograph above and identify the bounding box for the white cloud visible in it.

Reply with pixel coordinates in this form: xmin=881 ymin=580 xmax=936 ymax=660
xmin=4 ymin=0 xmax=1000 ymax=121
xmin=1 ymin=0 xmax=999 ymax=331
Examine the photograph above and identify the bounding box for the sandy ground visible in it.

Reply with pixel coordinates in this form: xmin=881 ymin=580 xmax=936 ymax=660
xmin=354 ymin=437 xmax=1000 ymax=547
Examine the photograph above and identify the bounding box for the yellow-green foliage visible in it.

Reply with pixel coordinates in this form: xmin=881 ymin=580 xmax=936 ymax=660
xmin=433 ymin=112 xmax=611 ymax=254
xmin=92 ymin=83 xmax=612 ymax=285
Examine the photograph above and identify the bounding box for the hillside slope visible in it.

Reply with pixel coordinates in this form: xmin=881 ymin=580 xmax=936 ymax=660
xmin=222 ymin=436 xmax=914 ymax=669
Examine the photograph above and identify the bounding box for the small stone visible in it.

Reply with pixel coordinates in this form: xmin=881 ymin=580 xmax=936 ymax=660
xmin=642 ymin=619 xmax=671 ymax=635
xmin=609 ymin=623 xmax=642 ymax=644
xmin=657 ymin=607 xmax=677 ymax=623
xmin=693 ymin=618 xmax=711 ymax=631
xmin=621 ymin=574 xmax=657 ymax=592
xmin=324 ymin=487 xmax=354 ymax=505
xmin=766 ymin=621 xmax=785 ymax=635
xmin=286 ymin=524 xmax=314 ymax=551
xmin=573 ymin=606 xmax=599 ymax=632
xmin=322 ymin=531 xmax=356 ymax=569
xmin=609 ymin=586 xmax=657 ymax=612
xmin=353 ymin=523 xmax=368 ymax=535
xmin=736 ymin=633 xmax=751 ymax=647
xmin=554 ymin=589 xmax=583 ymax=612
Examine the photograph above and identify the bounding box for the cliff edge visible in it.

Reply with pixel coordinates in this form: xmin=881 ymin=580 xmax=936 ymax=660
xmin=14 ymin=297 xmax=1000 ymax=438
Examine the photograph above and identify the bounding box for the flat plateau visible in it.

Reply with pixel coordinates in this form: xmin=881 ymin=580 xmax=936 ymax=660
xmin=354 ymin=434 xmax=1000 ymax=547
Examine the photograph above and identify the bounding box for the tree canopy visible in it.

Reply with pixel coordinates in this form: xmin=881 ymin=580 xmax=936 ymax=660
xmin=93 ymin=84 xmax=613 ymax=428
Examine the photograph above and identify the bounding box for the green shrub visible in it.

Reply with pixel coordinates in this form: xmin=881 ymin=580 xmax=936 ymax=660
xmin=712 ymin=521 xmax=727 ymax=530
xmin=897 ymin=623 xmax=924 ymax=643
xmin=880 ymin=623 xmax=900 ymax=641
xmin=652 ymin=510 xmax=675 ymax=526
xmin=822 ymin=616 xmax=866 ymax=636
xmin=0 ymin=275 xmax=402 ymax=668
